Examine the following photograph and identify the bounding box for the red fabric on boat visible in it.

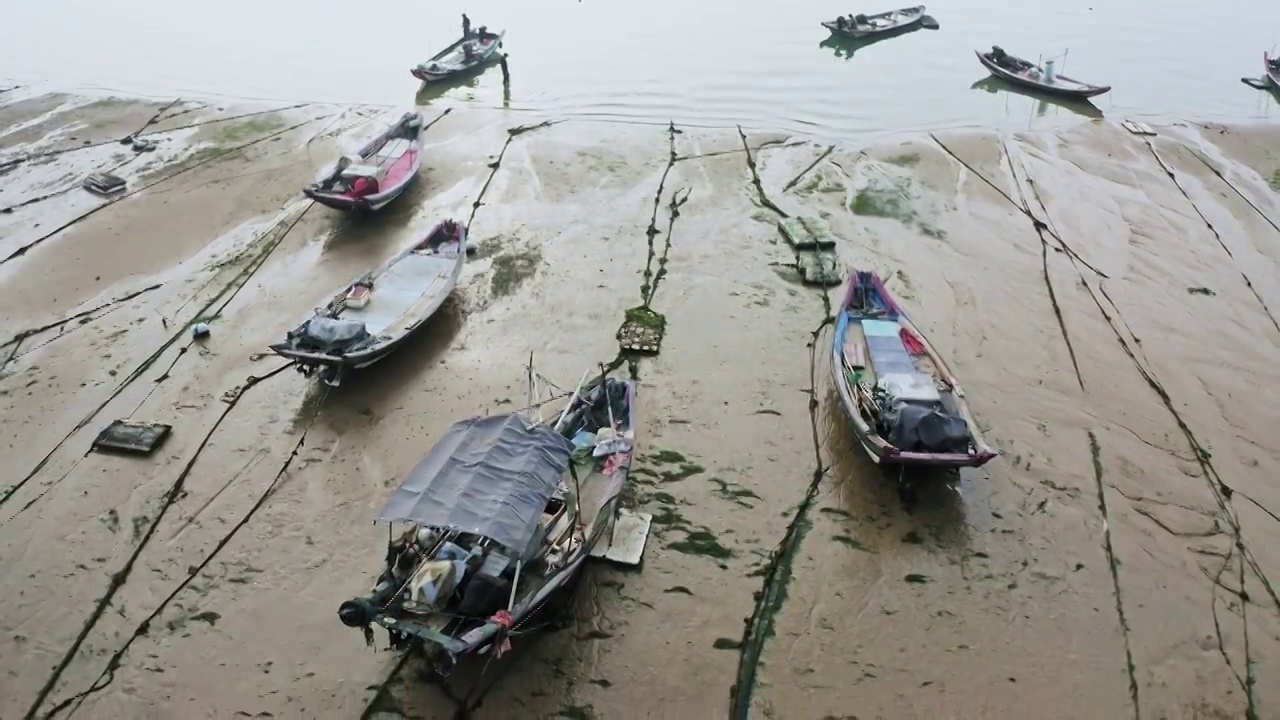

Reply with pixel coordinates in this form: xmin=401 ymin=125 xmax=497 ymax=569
xmin=351 ymin=176 xmax=379 ymax=197
xmin=900 ymin=327 xmax=926 ymax=355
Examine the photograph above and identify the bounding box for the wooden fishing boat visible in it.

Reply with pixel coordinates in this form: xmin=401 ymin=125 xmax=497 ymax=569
xmin=975 ymin=46 xmax=1111 ymax=100
xmin=831 ymin=270 xmax=997 ymax=473
xmin=1266 ymin=51 xmax=1280 ymax=87
xmin=337 ymin=368 xmax=647 ymax=676
xmin=411 ymin=28 xmax=505 ymax=84
xmin=822 ymin=6 xmax=926 ymax=39
xmin=268 ymin=219 xmax=466 ymax=386
xmin=304 ymin=112 xmax=425 ymax=212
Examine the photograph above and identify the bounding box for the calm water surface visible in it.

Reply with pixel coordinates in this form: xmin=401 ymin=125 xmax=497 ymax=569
xmin=3 ymin=0 xmax=1280 ymax=139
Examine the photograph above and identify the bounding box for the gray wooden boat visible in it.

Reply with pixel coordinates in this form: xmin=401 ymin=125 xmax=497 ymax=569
xmin=411 ymin=28 xmax=505 ymax=84
xmin=976 ymin=46 xmax=1111 ymax=100
xmin=269 ymin=220 xmax=466 ymax=386
xmin=822 ymin=6 xmax=926 ymax=39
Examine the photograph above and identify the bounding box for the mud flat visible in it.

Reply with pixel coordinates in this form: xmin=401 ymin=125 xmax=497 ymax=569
xmin=1 ymin=90 xmax=1279 ymax=719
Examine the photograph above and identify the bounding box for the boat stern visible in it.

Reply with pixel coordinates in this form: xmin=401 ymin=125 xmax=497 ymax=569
xmin=268 ymin=344 xmax=350 ymax=386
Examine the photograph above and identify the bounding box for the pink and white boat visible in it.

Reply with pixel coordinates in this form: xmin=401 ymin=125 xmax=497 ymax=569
xmin=305 ymin=111 xmax=425 ymax=212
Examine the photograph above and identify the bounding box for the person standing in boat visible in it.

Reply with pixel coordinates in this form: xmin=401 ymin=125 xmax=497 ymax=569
xmin=462 ymin=13 xmax=471 ymax=37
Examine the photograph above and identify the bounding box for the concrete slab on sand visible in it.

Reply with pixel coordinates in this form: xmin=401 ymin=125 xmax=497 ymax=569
xmin=1 ymin=92 xmax=1279 ymax=720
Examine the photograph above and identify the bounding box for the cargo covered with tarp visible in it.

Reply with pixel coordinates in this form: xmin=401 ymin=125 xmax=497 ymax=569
xmin=378 ymin=413 xmax=575 ymax=551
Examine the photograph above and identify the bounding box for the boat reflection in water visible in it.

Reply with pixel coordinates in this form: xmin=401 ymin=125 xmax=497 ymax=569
xmin=970 ymin=76 xmax=1104 ymax=120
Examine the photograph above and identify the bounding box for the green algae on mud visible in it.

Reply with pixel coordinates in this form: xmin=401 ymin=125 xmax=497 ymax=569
xmin=490 ymin=248 xmax=542 ymax=298
xmin=708 ymin=477 xmax=761 ymax=508
xmin=831 ymin=534 xmax=872 ymax=552
xmin=668 ymin=528 xmax=734 ymax=560
xmin=884 ymin=151 xmax=922 ymax=166
xmin=215 ymin=117 xmax=285 ymax=143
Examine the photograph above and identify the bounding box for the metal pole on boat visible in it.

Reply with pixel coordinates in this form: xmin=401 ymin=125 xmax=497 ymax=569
xmin=553 ymin=368 xmax=592 ymax=433
xmin=598 ymin=363 xmax=615 ymax=430
xmin=526 ymin=352 xmax=538 ymax=422
xmin=507 ymin=558 xmax=522 ymax=609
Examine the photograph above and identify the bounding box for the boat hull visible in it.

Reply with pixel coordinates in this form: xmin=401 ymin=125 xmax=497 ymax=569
xmin=303 ymin=175 xmax=415 ymax=212
xmin=831 ymin=272 xmax=997 ymax=469
xmin=975 ymin=49 xmax=1110 ymax=100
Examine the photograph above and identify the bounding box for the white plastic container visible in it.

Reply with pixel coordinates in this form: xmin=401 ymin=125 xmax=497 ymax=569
xmin=1043 ymin=58 xmax=1057 ymax=84
xmin=345 ymin=284 xmax=371 ymax=309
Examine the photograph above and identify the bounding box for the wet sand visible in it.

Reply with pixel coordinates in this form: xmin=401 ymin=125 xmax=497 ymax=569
xmin=1 ymin=91 xmax=1278 ymax=719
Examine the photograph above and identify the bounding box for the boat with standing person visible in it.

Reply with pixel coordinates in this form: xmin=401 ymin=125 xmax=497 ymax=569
xmin=304 ymin=111 xmax=425 ymax=212
xmin=975 ymin=46 xmax=1111 ymax=100
xmin=267 ymin=219 xmax=466 ymax=387
xmin=411 ymin=26 xmax=505 ymax=84
xmin=822 ymin=6 xmax=926 ymax=39
xmin=336 ymin=366 xmax=647 ymax=676
xmin=831 ymin=270 xmax=997 ymax=490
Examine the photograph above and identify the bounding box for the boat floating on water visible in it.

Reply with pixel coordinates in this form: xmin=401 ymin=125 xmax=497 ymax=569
xmin=1266 ymin=51 xmax=1280 ymax=87
xmin=831 ymin=271 xmax=997 ymax=479
xmin=268 ymin=219 xmax=466 ymax=386
xmin=411 ymin=27 xmax=505 ymax=84
xmin=337 ymin=369 xmax=647 ymax=675
xmin=975 ymin=46 xmax=1111 ymax=100
xmin=822 ymin=6 xmax=927 ymax=39
xmin=304 ymin=112 xmax=425 ymax=212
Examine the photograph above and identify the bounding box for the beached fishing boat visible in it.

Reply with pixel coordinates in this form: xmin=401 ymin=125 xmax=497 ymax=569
xmin=831 ymin=271 xmax=997 ymax=476
xmin=304 ymin=112 xmax=424 ymax=212
xmin=1266 ymin=52 xmax=1280 ymax=87
xmin=337 ymin=368 xmax=648 ymax=675
xmin=976 ymin=46 xmax=1110 ymax=100
xmin=822 ymin=6 xmax=926 ymax=38
xmin=411 ymin=28 xmax=505 ymax=84
xmin=268 ymin=220 xmax=466 ymax=386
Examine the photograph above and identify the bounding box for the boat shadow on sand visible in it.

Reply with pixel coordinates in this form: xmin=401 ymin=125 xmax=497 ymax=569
xmin=971 ymin=76 xmax=1104 ymax=120
xmin=820 ymin=382 xmax=971 ymax=544
xmin=819 ymin=16 xmax=938 ymax=60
